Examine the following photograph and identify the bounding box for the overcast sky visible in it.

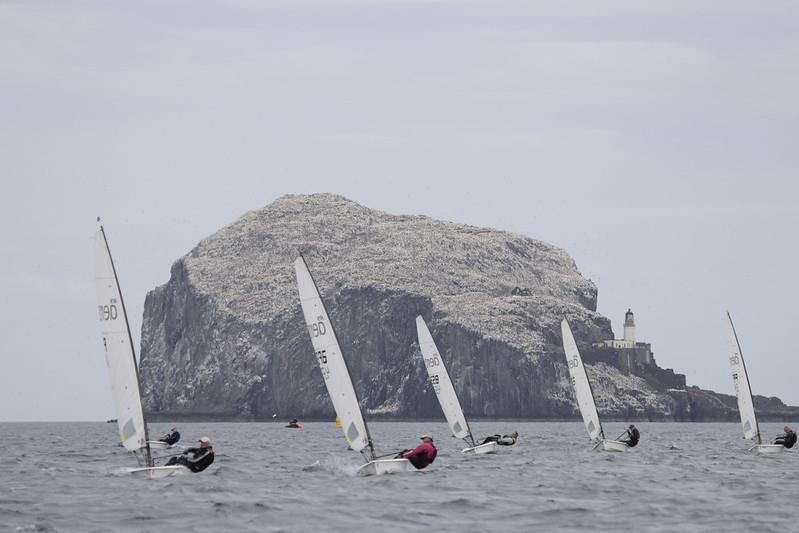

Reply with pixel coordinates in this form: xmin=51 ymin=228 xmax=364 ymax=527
xmin=2 ymin=0 xmax=797 ymax=421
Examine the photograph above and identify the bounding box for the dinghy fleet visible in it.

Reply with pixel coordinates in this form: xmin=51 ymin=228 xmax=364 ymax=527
xmin=93 ymin=224 xmax=795 ymax=478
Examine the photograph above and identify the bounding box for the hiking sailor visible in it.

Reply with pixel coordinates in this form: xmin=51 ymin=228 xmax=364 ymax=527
xmin=159 ymin=427 xmax=180 ymax=445
xmin=622 ymin=424 xmax=640 ymax=447
xmin=166 ymin=436 xmax=215 ymax=472
xmin=775 ymin=426 xmax=797 ymax=448
xmin=397 ymin=435 xmax=437 ymax=470
xmin=480 ymin=431 xmax=519 ymax=446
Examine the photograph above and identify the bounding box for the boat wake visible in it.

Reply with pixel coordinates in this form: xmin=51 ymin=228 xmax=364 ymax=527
xmin=108 ymin=467 xmax=135 ymax=477
xmin=301 ymin=460 xmax=322 ymax=472
xmin=301 ymin=456 xmax=362 ymax=477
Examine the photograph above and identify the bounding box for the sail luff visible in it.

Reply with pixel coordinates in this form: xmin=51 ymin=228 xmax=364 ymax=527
xmin=94 ymin=226 xmax=151 ymax=464
xmin=725 ymin=312 xmax=761 ymax=444
xmin=561 ymin=319 xmax=604 ymax=442
xmin=294 ymin=256 xmax=374 ymax=459
xmin=416 ymin=316 xmax=472 ymax=442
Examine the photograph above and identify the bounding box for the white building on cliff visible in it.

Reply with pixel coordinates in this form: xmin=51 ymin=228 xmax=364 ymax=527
xmin=593 ymin=309 xmax=653 ymax=367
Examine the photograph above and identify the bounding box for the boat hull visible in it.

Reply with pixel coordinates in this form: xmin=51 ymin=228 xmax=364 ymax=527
xmin=600 ymin=439 xmax=629 ymax=452
xmin=756 ymin=444 xmax=785 ymax=454
xmin=147 ymin=441 xmax=174 ymax=450
xmin=128 ymin=465 xmax=185 ymax=479
xmin=462 ymin=441 xmax=499 ymax=454
xmin=357 ymin=458 xmax=414 ymax=476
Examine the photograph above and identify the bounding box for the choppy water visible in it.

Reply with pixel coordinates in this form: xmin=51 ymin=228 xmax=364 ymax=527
xmin=1 ymin=421 xmax=795 ymax=532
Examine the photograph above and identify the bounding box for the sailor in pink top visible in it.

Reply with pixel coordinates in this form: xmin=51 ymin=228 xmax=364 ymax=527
xmin=401 ymin=435 xmax=437 ymax=470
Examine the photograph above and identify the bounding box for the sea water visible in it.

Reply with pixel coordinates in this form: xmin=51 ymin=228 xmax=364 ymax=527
xmin=1 ymin=421 xmax=795 ymax=532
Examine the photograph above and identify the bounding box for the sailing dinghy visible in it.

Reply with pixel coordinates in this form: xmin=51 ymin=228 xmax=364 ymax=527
xmin=94 ymin=225 xmax=184 ymax=478
xmin=147 ymin=440 xmax=179 ymax=450
xmin=294 ymin=256 xmax=414 ymax=476
xmin=415 ymin=316 xmax=498 ymax=454
xmin=561 ymin=319 xmax=628 ymax=452
xmin=725 ymin=312 xmax=783 ymax=454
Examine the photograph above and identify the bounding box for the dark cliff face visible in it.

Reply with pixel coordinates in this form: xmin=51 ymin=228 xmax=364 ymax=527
xmin=139 ymin=193 xmax=620 ymax=420
xmin=138 ymin=193 xmax=796 ymax=421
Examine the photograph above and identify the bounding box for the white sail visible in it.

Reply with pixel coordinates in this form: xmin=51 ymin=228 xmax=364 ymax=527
xmin=561 ymin=319 xmax=603 ymax=442
xmin=416 ymin=316 xmax=471 ymax=442
xmin=294 ymin=256 xmax=372 ymax=455
xmin=725 ymin=312 xmax=760 ymax=443
xmin=94 ymin=227 xmax=149 ymax=454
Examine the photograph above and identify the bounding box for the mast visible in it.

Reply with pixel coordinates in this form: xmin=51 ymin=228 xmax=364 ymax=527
xmin=99 ymin=225 xmax=153 ymax=466
xmin=726 ymin=311 xmax=762 ymax=445
xmin=298 ymin=254 xmax=376 ymax=460
xmin=457 ymin=366 xmax=476 ymax=447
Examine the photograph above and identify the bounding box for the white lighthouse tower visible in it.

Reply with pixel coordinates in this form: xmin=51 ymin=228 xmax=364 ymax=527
xmin=623 ymin=308 xmax=636 ymax=343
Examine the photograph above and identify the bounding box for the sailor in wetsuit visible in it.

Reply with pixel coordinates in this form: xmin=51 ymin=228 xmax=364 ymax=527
xmin=774 ymin=426 xmax=797 ymax=448
xmin=159 ymin=427 xmax=181 ymax=445
xmin=480 ymin=431 xmax=519 ymax=446
xmin=622 ymin=424 xmax=640 ymax=447
xmin=166 ymin=436 xmax=215 ymax=472
xmin=396 ymin=435 xmax=437 ymax=470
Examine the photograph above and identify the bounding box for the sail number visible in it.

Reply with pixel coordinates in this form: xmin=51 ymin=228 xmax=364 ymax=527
xmin=729 ymin=355 xmax=740 ymax=366
xmin=424 ymin=356 xmax=440 ymax=368
xmin=430 ymin=374 xmax=441 ymax=394
xmin=98 ymin=304 xmax=118 ymax=321
xmin=308 ymin=317 xmax=327 ymax=338
xmin=568 ymin=357 xmax=579 ymax=369
xmin=315 ymin=350 xmax=331 ymax=380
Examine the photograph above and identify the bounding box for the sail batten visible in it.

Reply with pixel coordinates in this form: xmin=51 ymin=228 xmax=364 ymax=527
xmin=294 ymin=256 xmax=373 ymax=457
xmin=725 ymin=312 xmax=761 ymax=444
xmin=416 ymin=316 xmax=472 ymax=443
xmin=94 ymin=227 xmax=151 ymax=463
xmin=561 ymin=319 xmax=604 ymax=442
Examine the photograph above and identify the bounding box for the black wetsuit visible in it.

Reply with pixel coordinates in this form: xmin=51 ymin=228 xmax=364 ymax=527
xmin=481 ymin=434 xmax=517 ymax=446
xmin=625 ymin=428 xmax=640 ymax=447
xmin=775 ymin=430 xmax=797 ymax=449
xmin=160 ymin=431 xmax=180 ymax=445
xmin=166 ymin=446 xmax=215 ymax=472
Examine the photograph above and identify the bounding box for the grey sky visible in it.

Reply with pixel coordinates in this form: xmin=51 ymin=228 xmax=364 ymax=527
xmin=1 ymin=1 xmax=797 ymax=420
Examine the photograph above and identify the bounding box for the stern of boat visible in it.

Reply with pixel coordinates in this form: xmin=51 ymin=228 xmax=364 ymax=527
xmin=756 ymin=444 xmax=785 ymax=454
xmin=128 ymin=465 xmax=185 ymax=479
xmin=462 ymin=441 xmax=500 ymax=454
xmin=601 ymin=440 xmax=629 ymax=452
xmin=357 ymin=458 xmax=414 ymax=476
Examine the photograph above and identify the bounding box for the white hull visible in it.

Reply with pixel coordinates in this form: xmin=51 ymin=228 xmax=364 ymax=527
xmin=127 ymin=465 xmax=185 ymax=479
xmin=756 ymin=444 xmax=785 ymax=454
xmin=147 ymin=440 xmax=173 ymax=450
xmin=462 ymin=441 xmax=499 ymax=455
xmin=357 ymin=458 xmax=414 ymax=476
xmin=600 ymin=440 xmax=628 ymax=452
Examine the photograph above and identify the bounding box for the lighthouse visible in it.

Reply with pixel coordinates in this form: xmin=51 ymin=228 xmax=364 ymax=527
xmin=623 ymin=309 xmax=635 ymax=343
xmin=591 ymin=308 xmax=665 ymax=373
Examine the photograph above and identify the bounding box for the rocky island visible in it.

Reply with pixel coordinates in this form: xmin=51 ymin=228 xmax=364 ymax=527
xmin=138 ymin=194 xmax=799 ymax=422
